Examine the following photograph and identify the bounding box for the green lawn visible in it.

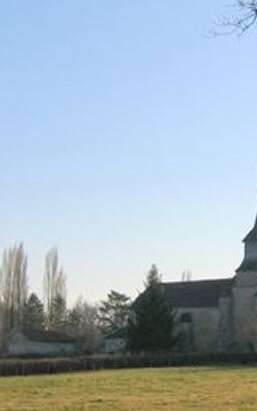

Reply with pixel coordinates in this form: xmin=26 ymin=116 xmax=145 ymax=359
xmin=0 ymin=367 xmax=257 ymax=410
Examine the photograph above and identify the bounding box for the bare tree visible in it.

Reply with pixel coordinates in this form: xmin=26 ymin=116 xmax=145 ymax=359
xmin=212 ymin=1 xmax=257 ymax=35
xmin=67 ymin=297 xmax=102 ymax=352
xmin=181 ymin=269 xmax=192 ymax=282
xmin=0 ymin=301 xmax=4 ymax=350
xmin=0 ymin=243 xmax=28 ymax=334
xmin=43 ymin=248 xmax=67 ymax=329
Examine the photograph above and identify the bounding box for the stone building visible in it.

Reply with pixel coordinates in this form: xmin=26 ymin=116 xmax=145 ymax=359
xmin=130 ymin=215 xmax=257 ymax=354
xmin=161 ymin=215 xmax=257 ymax=353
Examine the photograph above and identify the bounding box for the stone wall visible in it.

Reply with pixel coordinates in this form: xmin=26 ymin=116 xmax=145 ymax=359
xmin=217 ymin=295 xmax=234 ymax=352
xmin=176 ymin=307 xmax=220 ymax=353
xmin=232 ymin=273 xmax=257 ymax=352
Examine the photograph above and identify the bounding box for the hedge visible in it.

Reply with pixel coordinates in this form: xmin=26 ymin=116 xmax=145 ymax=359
xmin=0 ymin=353 xmax=257 ymax=377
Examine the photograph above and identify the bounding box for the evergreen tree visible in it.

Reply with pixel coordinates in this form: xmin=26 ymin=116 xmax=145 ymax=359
xmin=49 ymin=294 xmax=67 ymax=332
xmin=144 ymin=264 xmax=162 ymax=288
xmin=127 ymin=264 xmax=176 ymax=352
xmin=67 ymin=304 xmax=82 ymax=334
xmin=98 ymin=290 xmax=131 ymax=336
xmin=23 ymin=293 xmax=45 ymax=332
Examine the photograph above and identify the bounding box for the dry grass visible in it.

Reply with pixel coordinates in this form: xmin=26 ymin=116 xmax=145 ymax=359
xmin=0 ymin=366 xmax=257 ymax=410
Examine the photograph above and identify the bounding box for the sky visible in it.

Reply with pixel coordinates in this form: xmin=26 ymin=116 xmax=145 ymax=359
xmin=1 ymin=1 xmax=257 ymax=304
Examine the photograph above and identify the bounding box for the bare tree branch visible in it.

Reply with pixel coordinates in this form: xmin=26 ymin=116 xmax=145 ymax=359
xmin=211 ymin=1 xmax=257 ymax=36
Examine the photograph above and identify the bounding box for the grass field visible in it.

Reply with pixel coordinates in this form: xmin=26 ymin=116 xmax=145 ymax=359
xmin=0 ymin=367 xmax=257 ymax=410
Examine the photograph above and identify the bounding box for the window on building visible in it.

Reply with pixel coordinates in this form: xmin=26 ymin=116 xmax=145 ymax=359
xmin=180 ymin=313 xmax=192 ymax=323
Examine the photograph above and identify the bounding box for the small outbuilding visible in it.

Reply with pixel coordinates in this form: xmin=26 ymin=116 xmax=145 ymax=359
xmin=7 ymin=328 xmax=78 ymax=356
xmin=103 ymin=329 xmax=126 ymax=354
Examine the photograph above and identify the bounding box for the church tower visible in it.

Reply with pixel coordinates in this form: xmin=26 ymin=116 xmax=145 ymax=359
xmin=236 ymin=216 xmax=257 ymax=285
xmin=233 ymin=215 xmax=257 ymax=352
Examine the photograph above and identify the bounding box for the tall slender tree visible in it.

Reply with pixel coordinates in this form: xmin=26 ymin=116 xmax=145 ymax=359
xmin=0 ymin=243 xmax=28 ymax=333
xmin=43 ymin=248 xmax=67 ymax=330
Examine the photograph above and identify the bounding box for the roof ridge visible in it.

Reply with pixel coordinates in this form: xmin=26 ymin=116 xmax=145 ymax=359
xmin=163 ymin=278 xmax=234 ymax=286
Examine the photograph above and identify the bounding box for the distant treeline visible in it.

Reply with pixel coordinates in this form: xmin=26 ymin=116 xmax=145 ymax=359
xmin=0 ymin=243 xmax=130 ymax=353
xmin=0 ymin=243 xmax=179 ymax=355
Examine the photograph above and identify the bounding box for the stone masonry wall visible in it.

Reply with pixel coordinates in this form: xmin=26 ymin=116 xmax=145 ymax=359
xmin=232 ymin=274 xmax=257 ymax=353
xmin=176 ymin=307 xmax=220 ymax=353
xmin=217 ymin=295 xmax=234 ymax=352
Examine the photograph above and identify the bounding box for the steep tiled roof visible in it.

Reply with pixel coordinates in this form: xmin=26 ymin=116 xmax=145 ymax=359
xmin=24 ymin=329 xmax=77 ymax=343
xmin=134 ymin=278 xmax=234 ymax=310
xmin=162 ymin=279 xmax=234 ymax=308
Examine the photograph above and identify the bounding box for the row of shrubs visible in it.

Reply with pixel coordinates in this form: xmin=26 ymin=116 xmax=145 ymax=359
xmin=1 ymin=353 xmax=257 ymax=376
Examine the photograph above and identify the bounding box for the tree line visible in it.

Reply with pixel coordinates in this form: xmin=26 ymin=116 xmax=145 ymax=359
xmin=0 ymin=243 xmax=177 ymax=354
xmin=0 ymin=244 xmax=102 ymax=352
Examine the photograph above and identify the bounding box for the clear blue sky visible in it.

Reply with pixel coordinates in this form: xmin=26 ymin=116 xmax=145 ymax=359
xmin=1 ymin=0 xmax=257 ymax=303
